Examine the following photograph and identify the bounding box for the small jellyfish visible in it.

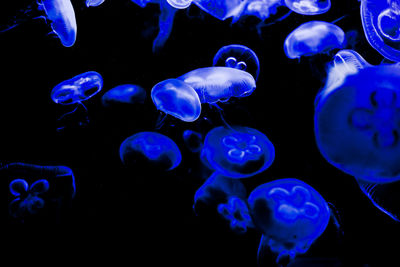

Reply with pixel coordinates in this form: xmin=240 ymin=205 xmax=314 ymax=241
xmin=284 ymin=21 xmax=346 ymax=59
xmin=151 ymin=78 xmax=202 ymax=122
xmin=247 ymin=178 xmax=330 ymax=263
xmin=101 ymin=84 xmax=146 ymax=107
xmin=315 ymin=65 xmax=400 ymax=183
xmin=192 ymin=0 xmax=248 ymax=22
xmin=120 ymin=131 xmax=182 ymax=171
xmin=178 ymin=67 xmax=256 ymax=104
xmin=130 ymin=0 xmax=152 ymax=8
xmin=242 ymin=0 xmax=282 ymax=21
xmin=217 ymin=196 xmax=254 ymax=234
xmin=361 ymin=0 xmax=400 ymax=62
xmin=213 ymin=44 xmax=260 ymax=81
xmin=86 ymin=0 xmax=105 ymax=7
xmin=166 ymin=0 xmax=192 ymax=9
xmin=200 ymin=126 xmax=275 ymax=178
xmin=284 ymin=0 xmax=331 ymax=15
xmin=182 ymin=129 xmax=203 ymax=153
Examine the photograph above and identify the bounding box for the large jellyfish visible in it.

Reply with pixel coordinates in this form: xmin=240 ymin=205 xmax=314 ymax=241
xmin=284 ymin=21 xmax=346 ymax=59
xmin=284 ymin=0 xmax=331 ymax=15
xmin=361 ymin=0 xmax=400 ymax=62
xmin=247 ymin=178 xmax=330 ymax=263
xmin=200 ymin=126 xmax=275 ymax=178
xmin=315 ymin=65 xmax=400 ymax=183
xmin=101 ymin=84 xmax=146 ymax=107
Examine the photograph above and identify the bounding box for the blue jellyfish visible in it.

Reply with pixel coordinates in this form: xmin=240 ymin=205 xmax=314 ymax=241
xmin=86 ymin=0 xmax=105 ymax=7
xmin=182 ymin=129 xmax=203 ymax=153
xmin=284 ymin=21 xmax=346 ymax=59
xmin=151 ymin=78 xmax=202 ymax=123
xmin=101 ymin=84 xmax=146 ymax=107
xmin=191 ymin=0 xmax=248 ymax=22
xmin=361 ymin=0 xmax=400 ymax=62
xmin=120 ymin=131 xmax=182 ymax=171
xmin=166 ymin=0 xmax=193 ymax=9
xmin=177 ymin=67 xmax=256 ymax=104
xmin=200 ymin=126 xmax=275 ymax=178
xmin=284 ymin=0 xmax=331 ymax=15
xmin=217 ymin=196 xmax=254 ymax=234
xmin=247 ymin=178 xmax=330 ymax=263
xmin=315 ymin=65 xmax=400 ymax=183
xmin=131 ymin=0 xmax=152 ymax=8
xmin=213 ymin=44 xmax=261 ymax=81
xmin=242 ymin=0 xmax=283 ymax=21
xmin=152 ymin=1 xmax=178 ymax=53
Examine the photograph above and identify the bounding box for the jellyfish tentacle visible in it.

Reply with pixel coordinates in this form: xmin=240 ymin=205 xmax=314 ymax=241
xmin=152 ymin=1 xmax=177 ymax=53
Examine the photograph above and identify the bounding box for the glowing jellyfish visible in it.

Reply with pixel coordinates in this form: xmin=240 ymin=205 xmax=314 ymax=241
xmin=178 ymin=67 xmax=256 ymax=104
xmin=101 ymin=84 xmax=146 ymax=107
xmin=151 ymin=78 xmax=201 ymax=122
xmin=217 ymin=196 xmax=254 ymax=234
xmin=361 ymin=0 xmax=400 ymax=62
xmin=182 ymin=129 xmax=203 ymax=153
xmin=284 ymin=21 xmax=346 ymax=59
xmin=120 ymin=131 xmax=182 ymax=171
xmin=242 ymin=0 xmax=282 ymax=21
xmin=152 ymin=1 xmax=178 ymax=53
xmin=86 ymin=0 xmax=105 ymax=7
xmin=166 ymin=0 xmax=192 ymax=9
xmin=284 ymin=0 xmax=331 ymax=15
xmin=200 ymin=126 xmax=275 ymax=178
xmin=247 ymin=178 xmax=330 ymax=263
xmin=213 ymin=44 xmax=260 ymax=81
xmin=192 ymin=0 xmax=248 ymax=22
xmin=315 ymin=65 xmax=400 ymax=183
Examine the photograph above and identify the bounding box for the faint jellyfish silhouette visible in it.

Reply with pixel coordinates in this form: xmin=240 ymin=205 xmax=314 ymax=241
xmin=166 ymin=0 xmax=192 ymax=9
xmin=217 ymin=196 xmax=254 ymax=234
xmin=152 ymin=1 xmax=178 ymax=53
xmin=131 ymin=0 xmax=152 ymax=8
xmin=213 ymin=44 xmax=260 ymax=81
xmin=315 ymin=65 xmax=400 ymax=183
xmin=191 ymin=0 xmax=248 ymax=22
xmin=182 ymin=129 xmax=203 ymax=153
xmin=120 ymin=131 xmax=182 ymax=171
xmin=86 ymin=0 xmax=105 ymax=7
xmin=101 ymin=84 xmax=146 ymax=107
xmin=284 ymin=0 xmax=331 ymax=15
xmin=284 ymin=21 xmax=346 ymax=59
xmin=247 ymin=178 xmax=330 ymax=264
xmin=200 ymin=126 xmax=275 ymax=178
xmin=242 ymin=0 xmax=283 ymax=21
xmin=361 ymin=0 xmax=400 ymax=62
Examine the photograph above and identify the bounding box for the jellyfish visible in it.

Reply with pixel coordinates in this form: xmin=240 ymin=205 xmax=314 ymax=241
xmin=200 ymin=126 xmax=275 ymax=178
xmin=241 ymin=0 xmax=283 ymax=21
xmin=166 ymin=0 xmax=193 ymax=9
xmin=283 ymin=0 xmax=331 ymax=15
xmin=152 ymin=1 xmax=178 ymax=53
xmin=247 ymin=178 xmax=330 ymax=263
xmin=120 ymin=131 xmax=182 ymax=171
xmin=217 ymin=196 xmax=254 ymax=234
xmin=101 ymin=84 xmax=146 ymax=107
xmin=284 ymin=21 xmax=346 ymax=59
xmin=315 ymin=65 xmax=400 ymax=183
xmin=212 ymin=44 xmax=260 ymax=81
xmin=182 ymin=129 xmax=203 ymax=153
xmin=86 ymin=0 xmax=105 ymax=7
xmin=191 ymin=0 xmax=248 ymax=22
xmin=361 ymin=0 xmax=400 ymax=62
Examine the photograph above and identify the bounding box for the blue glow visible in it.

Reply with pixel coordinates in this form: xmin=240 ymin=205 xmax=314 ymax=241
xmin=182 ymin=129 xmax=203 ymax=153
xmin=247 ymin=178 xmax=330 ymax=262
xmin=166 ymin=0 xmax=192 ymax=9
xmin=151 ymin=78 xmax=201 ymax=122
xmin=153 ymin=1 xmax=177 ymax=53
xmin=315 ymin=65 xmax=400 ymax=183
xmin=178 ymin=67 xmax=256 ymax=104
xmin=217 ymin=196 xmax=254 ymax=234
xmin=200 ymin=126 xmax=275 ymax=178
xmin=242 ymin=0 xmax=282 ymax=21
xmin=120 ymin=131 xmax=182 ymax=171
xmin=86 ymin=0 xmax=105 ymax=7
xmin=284 ymin=0 xmax=331 ymax=15
xmin=284 ymin=21 xmax=346 ymax=59
xmin=101 ymin=84 xmax=146 ymax=107
xmin=361 ymin=0 xmax=400 ymax=62
xmin=41 ymin=0 xmax=77 ymax=47
xmin=213 ymin=44 xmax=260 ymax=81
xmin=131 ymin=0 xmax=152 ymax=8
xmin=192 ymin=0 xmax=247 ymax=21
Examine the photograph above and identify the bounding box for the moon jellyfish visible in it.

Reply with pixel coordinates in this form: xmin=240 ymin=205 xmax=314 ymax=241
xmin=120 ymin=131 xmax=182 ymax=171
xmin=151 ymin=78 xmax=201 ymax=122
xmin=242 ymin=0 xmax=283 ymax=21
xmin=213 ymin=44 xmax=260 ymax=81
xmin=166 ymin=0 xmax=192 ymax=9
xmin=178 ymin=67 xmax=256 ymax=104
xmin=101 ymin=84 xmax=146 ymax=107
xmin=217 ymin=196 xmax=254 ymax=234
xmin=284 ymin=21 xmax=346 ymax=59
xmin=315 ymin=65 xmax=400 ymax=183
xmin=86 ymin=0 xmax=105 ymax=7
xmin=200 ymin=126 xmax=275 ymax=178
xmin=247 ymin=178 xmax=330 ymax=263
xmin=182 ymin=129 xmax=203 ymax=153
xmin=361 ymin=0 xmax=400 ymax=62
xmin=191 ymin=0 xmax=248 ymax=22
xmin=284 ymin=0 xmax=331 ymax=15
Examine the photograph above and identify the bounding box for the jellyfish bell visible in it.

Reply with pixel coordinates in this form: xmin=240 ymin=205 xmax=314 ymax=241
xmin=86 ymin=0 xmax=105 ymax=7
xmin=101 ymin=84 xmax=146 ymax=107
xmin=166 ymin=0 xmax=192 ymax=9
xmin=284 ymin=0 xmax=331 ymax=15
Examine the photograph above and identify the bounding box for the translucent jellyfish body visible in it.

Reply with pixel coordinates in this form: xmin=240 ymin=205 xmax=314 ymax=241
xmin=242 ymin=0 xmax=282 ymax=21
xmin=101 ymin=84 xmax=146 ymax=107
xmin=182 ymin=129 xmax=203 ymax=152
xmin=86 ymin=0 xmax=105 ymax=7
xmin=315 ymin=65 xmax=400 ymax=183
xmin=200 ymin=126 xmax=275 ymax=178
xmin=178 ymin=67 xmax=256 ymax=104
xmin=284 ymin=21 xmax=346 ymax=59
xmin=361 ymin=0 xmax=400 ymax=62
xmin=192 ymin=0 xmax=248 ymax=21
xmin=151 ymin=78 xmax=201 ymax=122
xmin=213 ymin=44 xmax=260 ymax=80
xmin=284 ymin=0 xmax=331 ymax=15
xmin=166 ymin=0 xmax=192 ymax=9
xmin=120 ymin=131 xmax=182 ymax=171
xmin=247 ymin=178 xmax=330 ymax=262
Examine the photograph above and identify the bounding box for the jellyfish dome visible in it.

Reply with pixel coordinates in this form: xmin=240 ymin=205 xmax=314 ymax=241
xmin=361 ymin=0 xmax=400 ymax=62
xmin=284 ymin=21 xmax=346 ymax=59
xmin=166 ymin=0 xmax=192 ymax=9
xmin=101 ymin=84 xmax=146 ymax=107
xmin=213 ymin=44 xmax=260 ymax=80
xmin=51 ymin=71 xmax=103 ymax=105
xmin=151 ymin=78 xmax=201 ymax=122
xmin=247 ymin=178 xmax=330 ymax=261
xmin=200 ymin=126 xmax=275 ymax=178
xmin=284 ymin=0 xmax=331 ymax=15
xmin=120 ymin=131 xmax=182 ymax=171
xmin=315 ymin=65 xmax=400 ymax=183
xmin=178 ymin=67 xmax=256 ymax=104
xmin=42 ymin=0 xmax=77 ymax=47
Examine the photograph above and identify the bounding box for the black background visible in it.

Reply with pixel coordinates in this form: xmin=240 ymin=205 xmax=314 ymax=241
xmin=0 ymin=0 xmax=398 ymax=266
